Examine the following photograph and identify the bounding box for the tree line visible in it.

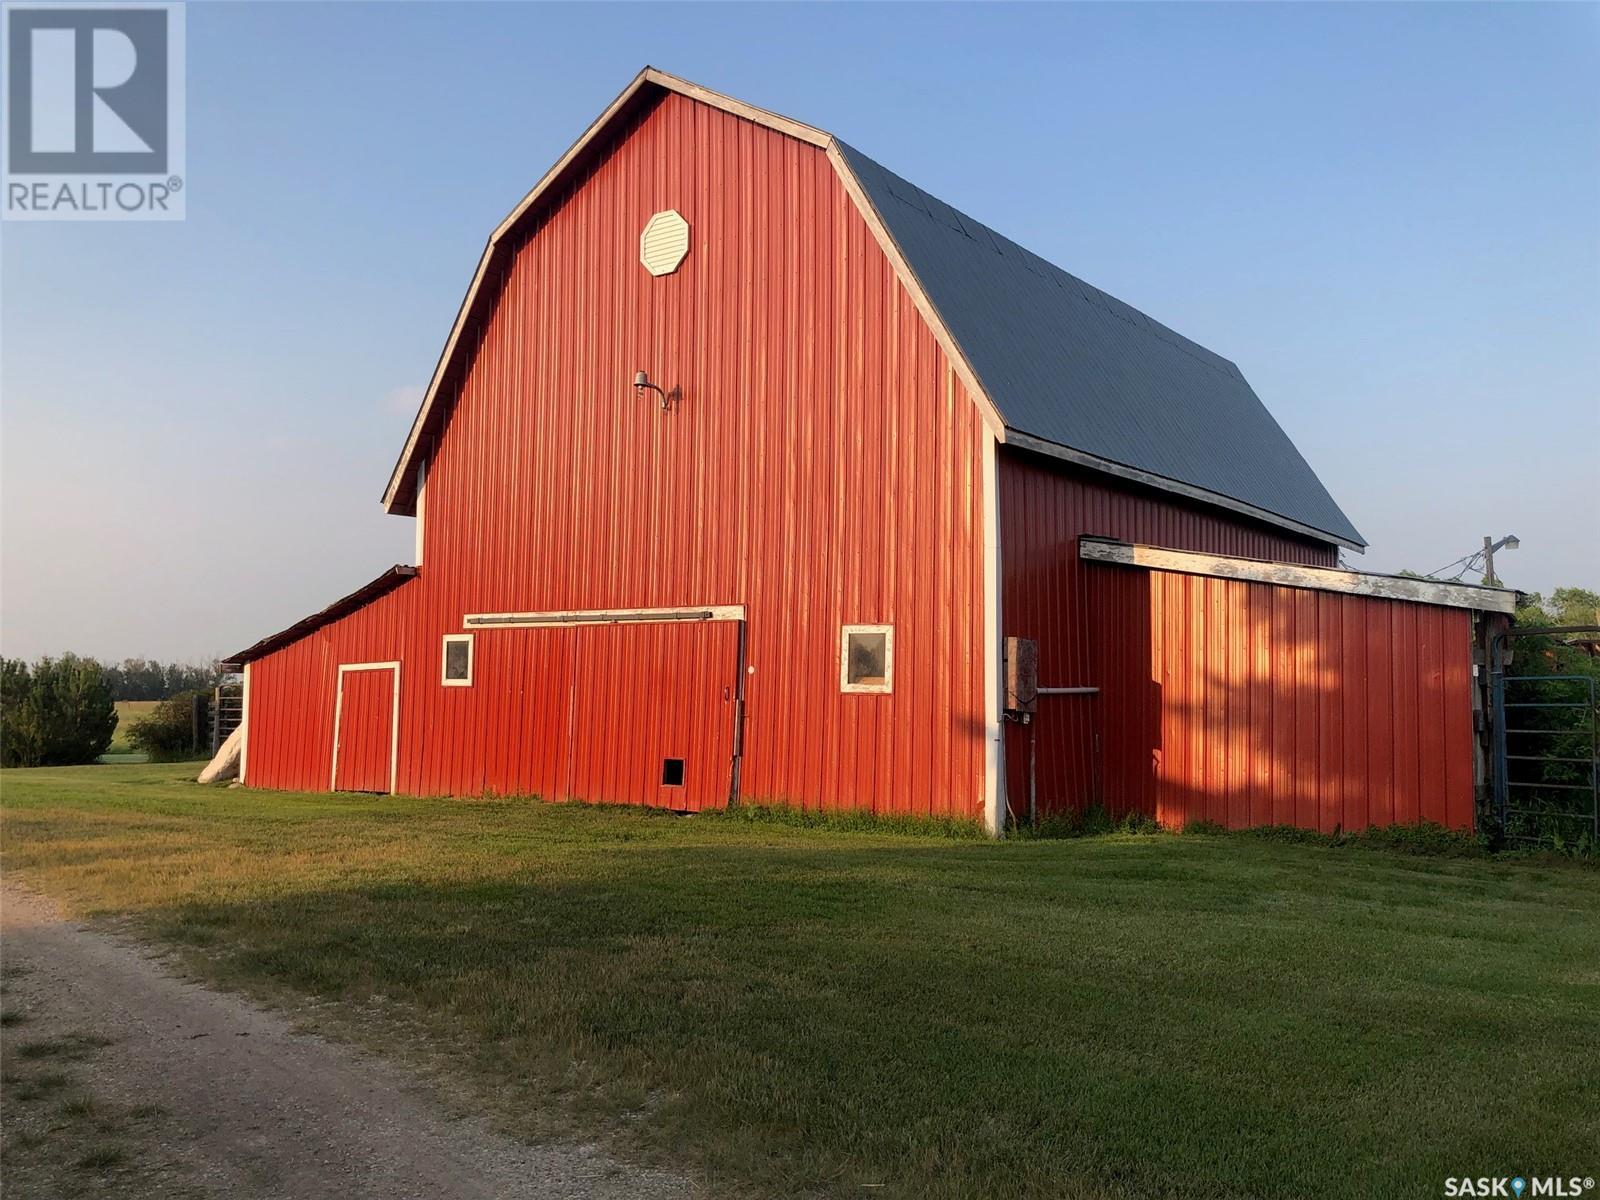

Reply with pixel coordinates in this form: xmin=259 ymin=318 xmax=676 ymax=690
xmin=1 ymin=654 xmax=226 ymax=767
xmin=101 ymin=658 xmax=225 ymax=701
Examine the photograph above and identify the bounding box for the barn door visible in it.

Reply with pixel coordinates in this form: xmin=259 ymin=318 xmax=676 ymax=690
xmin=332 ymin=663 xmax=398 ymax=793
xmin=455 ymin=610 xmax=744 ymax=809
xmin=564 ymin=619 xmax=742 ymax=811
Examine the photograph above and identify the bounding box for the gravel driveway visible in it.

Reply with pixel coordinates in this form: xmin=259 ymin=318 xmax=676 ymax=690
xmin=0 ymin=882 xmax=698 ymax=1199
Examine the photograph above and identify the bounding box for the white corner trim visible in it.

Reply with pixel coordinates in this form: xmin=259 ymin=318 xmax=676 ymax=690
xmin=825 ymin=142 xmax=1007 ymax=442
xmin=640 ymin=68 xmax=831 ymax=148
xmin=414 ymin=457 xmax=427 ymax=566
xmin=839 ymin=624 xmax=894 ymax=694
xmin=1078 ymin=539 xmax=1516 ymax=613
xmin=463 ymin=604 xmax=746 ymax=630
xmin=239 ymin=662 xmax=251 ymax=786
xmin=441 ymin=633 xmax=473 ymax=687
xmin=981 ymin=431 xmax=1005 ymax=837
xmin=330 ymin=662 xmax=401 ymax=794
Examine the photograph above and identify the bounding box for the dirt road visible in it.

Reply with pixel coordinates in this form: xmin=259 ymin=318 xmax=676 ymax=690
xmin=0 ymin=883 xmax=698 ymax=1199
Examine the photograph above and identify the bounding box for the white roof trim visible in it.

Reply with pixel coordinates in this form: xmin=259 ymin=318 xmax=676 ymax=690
xmin=1079 ymin=538 xmax=1515 ymax=613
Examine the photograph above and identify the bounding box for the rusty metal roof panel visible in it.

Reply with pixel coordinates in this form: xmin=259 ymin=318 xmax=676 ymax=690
xmin=837 ymin=142 xmax=1365 ymax=548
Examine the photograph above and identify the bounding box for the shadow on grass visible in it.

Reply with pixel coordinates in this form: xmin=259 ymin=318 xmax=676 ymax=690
xmin=137 ymin=837 xmax=1600 ymax=1200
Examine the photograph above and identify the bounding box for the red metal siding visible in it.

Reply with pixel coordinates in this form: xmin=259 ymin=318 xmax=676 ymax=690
xmin=333 ymin=667 xmax=395 ymax=793
xmin=1085 ymin=564 xmax=1475 ymax=831
xmin=999 ymin=447 xmax=1340 ymax=815
xmin=246 ymin=582 xmax=415 ymax=794
xmin=244 ymin=93 xmax=988 ymax=818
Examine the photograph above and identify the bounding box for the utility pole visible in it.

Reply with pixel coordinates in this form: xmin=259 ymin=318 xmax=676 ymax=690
xmin=1430 ymin=534 xmax=1517 ymax=586
xmin=1480 ymin=533 xmax=1520 ymax=587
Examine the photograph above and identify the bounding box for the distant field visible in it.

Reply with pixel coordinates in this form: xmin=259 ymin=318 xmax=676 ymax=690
xmin=1 ymin=763 xmax=1595 ymax=1200
xmin=107 ymin=701 xmax=160 ymax=754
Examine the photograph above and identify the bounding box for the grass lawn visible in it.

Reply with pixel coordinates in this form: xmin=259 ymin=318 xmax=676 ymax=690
xmin=1 ymin=764 xmax=1595 ymax=1199
xmin=107 ymin=700 xmax=160 ymax=754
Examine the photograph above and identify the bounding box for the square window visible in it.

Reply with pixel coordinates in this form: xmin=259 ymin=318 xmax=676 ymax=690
xmin=661 ymin=758 xmax=685 ymax=787
xmin=441 ymin=634 xmax=473 ymax=686
xmin=841 ymin=625 xmax=893 ymax=694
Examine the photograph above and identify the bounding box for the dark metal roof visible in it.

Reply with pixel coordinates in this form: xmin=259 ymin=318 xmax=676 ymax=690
xmin=837 ymin=143 xmax=1366 ymax=549
xmin=222 ymin=566 xmax=418 ymax=669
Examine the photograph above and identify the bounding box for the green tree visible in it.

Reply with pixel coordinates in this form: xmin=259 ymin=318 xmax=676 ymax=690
xmin=125 ymin=692 xmax=204 ymax=762
xmin=0 ymin=654 xmax=117 ymax=767
xmin=1503 ymin=587 xmax=1599 ymax=852
xmin=102 ymin=657 xmax=222 ymax=700
xmin=1 ymin=657 xmax=40 ymax=766
xmin=1518 ymin=587 xmax=1600 ymax=631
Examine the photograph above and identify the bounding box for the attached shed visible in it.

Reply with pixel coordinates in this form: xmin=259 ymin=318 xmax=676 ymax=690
xmin=224 ymin=68 xmax=1513 ymax=835
xmin=1076 ymin=540 xmax=1509 ymax=832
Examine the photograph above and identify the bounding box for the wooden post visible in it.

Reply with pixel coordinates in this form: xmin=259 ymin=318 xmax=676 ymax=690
xmin=1475 ymin=612 xmax=1511 ymax=832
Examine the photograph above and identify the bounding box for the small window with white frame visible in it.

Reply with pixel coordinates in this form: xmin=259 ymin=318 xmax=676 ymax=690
xmin=840 ymin=625 xmax=893 ymax=694
xmin=441 ymin=634 xmax=473 ymax=687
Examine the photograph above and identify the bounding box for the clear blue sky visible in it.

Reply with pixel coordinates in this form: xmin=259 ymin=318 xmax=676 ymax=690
xmin=3 ymin=1 xmax=1596 ymax=663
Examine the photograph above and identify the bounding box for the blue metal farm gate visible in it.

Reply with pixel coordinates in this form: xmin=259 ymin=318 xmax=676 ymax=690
xmin=1492 ymin=668 xmax=1599 ymax=848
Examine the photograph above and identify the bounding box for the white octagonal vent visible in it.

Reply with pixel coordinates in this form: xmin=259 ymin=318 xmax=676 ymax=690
xmin=640 ymin=209 xmax=690 ymax=277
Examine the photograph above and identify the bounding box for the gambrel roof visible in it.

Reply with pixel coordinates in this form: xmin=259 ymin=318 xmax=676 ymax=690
xmin=385 ymin=68 xmax=1364 ymax=550
xmin=837 ymin=146 xmax=1364 ymax=548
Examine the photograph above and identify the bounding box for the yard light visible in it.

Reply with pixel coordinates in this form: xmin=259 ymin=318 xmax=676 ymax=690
xmin=632 ymin=369 xmax=678 ymax=412
xmin=1427 ymin=535 xmax=1522 ymax=586
xmin=1482 ymin=534 xmax=1520 ymax=587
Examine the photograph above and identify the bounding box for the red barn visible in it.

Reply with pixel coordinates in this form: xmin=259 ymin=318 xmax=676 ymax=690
xmin=226 ymin=69 xmax=1513 ymax=834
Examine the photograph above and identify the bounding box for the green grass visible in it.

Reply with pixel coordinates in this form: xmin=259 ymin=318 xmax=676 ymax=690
xmin=12 ymin=1072 xmax=72 ymax=1102
xmin=58 ymin=1094 xmax=98 ymax=1118
xmin=0 ymin=998 xmax=155 ymax=1192
xmin=74 ymin=1143 xmax=126 ymax=1171
xmin=107 ymin=700 xmax=160 ymax=754
xmin=15 ymin=1033 xmax=114 ymax=1061
xmin=2 ymin=764 xmax=1596 ymax=1200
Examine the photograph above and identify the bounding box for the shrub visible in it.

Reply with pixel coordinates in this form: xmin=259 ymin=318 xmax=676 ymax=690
xmin=1240 ymin=823 xmax=1328 ymax=846
xmin=1353 ymin=821 xmax=1483 ymax=857
xmin=125 ymin=692 xmax=204 ymax=761
xmin=716 ymin=801 xmax=985 ymax=840
xmin=1236 ymin=820 xmax=1485 ymax=857
xmin=1023 ymin=804 xmax=1162 ymax=839
xmin=0 ymin=655 xmax=117 ymax=767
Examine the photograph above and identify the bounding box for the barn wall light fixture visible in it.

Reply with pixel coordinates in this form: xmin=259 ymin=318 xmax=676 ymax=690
xmin=633 ymin=369 xmax=680 ymax=412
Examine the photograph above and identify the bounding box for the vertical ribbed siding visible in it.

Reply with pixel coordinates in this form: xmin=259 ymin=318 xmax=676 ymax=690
xmin=1085 ymin=566 xmax=1474 ymax=832
xmin=998 ymin=447 xmax=1340 ymax=816
xmin=332 ymin=667 xmax=395 ymax=793
xmin=246 ymin=581 xmax=416 ymax=794
xmin=245 ymin=94 xmax=987 ymax=818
